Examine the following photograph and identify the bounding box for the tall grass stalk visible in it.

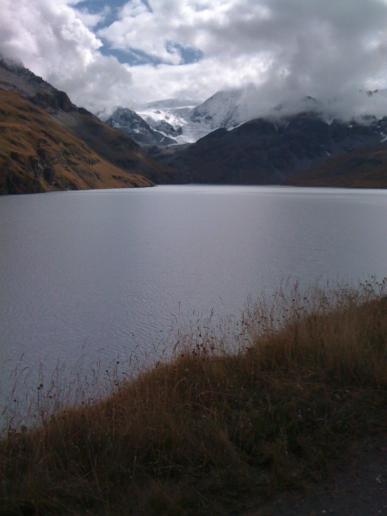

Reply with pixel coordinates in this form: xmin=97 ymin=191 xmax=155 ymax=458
xmin=1 ymin=280 xmax=386 ymax=515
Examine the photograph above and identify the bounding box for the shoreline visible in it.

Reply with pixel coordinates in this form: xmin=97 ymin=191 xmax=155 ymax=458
xmin=1 ymin=283 xmax=386 ymax=515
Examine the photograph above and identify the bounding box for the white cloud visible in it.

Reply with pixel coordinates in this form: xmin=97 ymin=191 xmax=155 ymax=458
xmin=126 ymin=54 xmax=271 ymax=107
xmin=98 ymin=0 xmax=275 ymax=68
xmin=0 ymin=0 xmax=133 ymax=110
xmin=0 ymin=0 xmax=100 ymax=75
xmin=99 ymin=0 xmax=387 ymax=112
xmin=75 ymin=5 xmax=112 ymax=29
xmin=2 ymin=0 xmax=387 ymax=116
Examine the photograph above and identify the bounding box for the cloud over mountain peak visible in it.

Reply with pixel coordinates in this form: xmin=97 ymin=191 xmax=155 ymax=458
xmin=2 ymin=0 xmax=387 ymax=115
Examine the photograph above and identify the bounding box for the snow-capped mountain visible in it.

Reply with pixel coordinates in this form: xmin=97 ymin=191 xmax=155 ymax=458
xmin=134 ymin=89 xmax=335 ymax=144
xmin=188 ymin=88 xmax=387 ymax=136
xmin=137 ymin=99 xmax=196 ymax=143
xmin=190 ymin=89 xmax=245 ymax=130
xmin=136 ymin=92 xmax=250 ymax=144
xmin=106 ymin=89 xmax=333 ymax=146
xmin=103 ymin=87 xmax=387 ymax=148
xmin=106 ymin=107 xmax=176 ymax=146
xmin=151 ymin=110 xmax=387 ymax=186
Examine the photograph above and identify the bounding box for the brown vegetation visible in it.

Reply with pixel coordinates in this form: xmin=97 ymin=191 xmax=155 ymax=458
xmin=0 ymin=91 xmax=153 ymax=194
xmin=289 ymin=145 xmax=387 ymax=187
xmin=0 ymin=282 xmax=386 ymax=515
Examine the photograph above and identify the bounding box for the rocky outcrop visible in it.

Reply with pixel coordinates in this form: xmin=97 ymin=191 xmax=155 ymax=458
xmin=106 ymin=107 xmax=176 ymax=146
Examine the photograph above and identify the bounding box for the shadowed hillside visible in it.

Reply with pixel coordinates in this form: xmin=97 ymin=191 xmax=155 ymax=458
xmin=0 ymin=91 xmax=152 ymax=194
xmin=151 ymin=113 xmax=387 ymax=187
xmin=289 ymin=145 xmax=387 ymax=187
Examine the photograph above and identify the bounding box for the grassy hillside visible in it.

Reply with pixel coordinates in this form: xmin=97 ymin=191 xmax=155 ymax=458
xmin=0 ymin=282 xmax=386 ymax=515
xmin=53 ymin=107 xmax=171 ymax=184
xmin=289 ymin=145 xmax=387 ymax=187
xmin=0 ymin=91 xmax=152 ymax=194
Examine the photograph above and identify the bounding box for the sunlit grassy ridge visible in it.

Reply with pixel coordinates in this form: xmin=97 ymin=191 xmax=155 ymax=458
xmin=1 ymin=281 xmax=386 ymax=515
xmin=0 ymin=90 xmax=152 ymax=194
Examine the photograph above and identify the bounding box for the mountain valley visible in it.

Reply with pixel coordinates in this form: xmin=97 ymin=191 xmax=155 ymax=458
xmin=2 ymin=57 xmax=387 ymax=193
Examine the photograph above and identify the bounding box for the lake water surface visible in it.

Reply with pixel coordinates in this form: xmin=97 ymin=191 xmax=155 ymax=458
xmin=1 ymin=185 xmax=387 ymax=420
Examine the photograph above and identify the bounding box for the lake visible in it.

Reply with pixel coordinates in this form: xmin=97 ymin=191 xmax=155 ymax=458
xmin=1 ymin=185 xmax=387 ymax=423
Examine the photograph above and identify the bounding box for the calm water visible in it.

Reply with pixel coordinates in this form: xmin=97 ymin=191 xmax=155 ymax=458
xmin=1 ymin=185 xmax=387 ymax=420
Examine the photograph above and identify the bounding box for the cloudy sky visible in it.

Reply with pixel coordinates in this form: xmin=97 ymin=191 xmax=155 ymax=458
xmin=1 ymin=0 xmax=387 ymax=114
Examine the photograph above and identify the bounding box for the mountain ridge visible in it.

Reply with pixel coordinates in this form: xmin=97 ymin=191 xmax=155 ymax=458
xmin=106 ymin=107 xmax=176 ymax=147
xmin=109 ymin=86 xmax=387 ymax=148
xmin=0 ymin=56 xmax=169 ymax=193
xmin=150 ymin=111 xmax=387 ymax=186
xmin=3 ymin=55 xmax=387 ymax=192
xmin=0 ymin=90 xmax=151 ymax=194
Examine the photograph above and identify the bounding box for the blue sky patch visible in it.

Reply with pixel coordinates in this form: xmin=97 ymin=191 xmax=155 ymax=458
xmin=100 ymin=45 xmax=163 ymax=66
xmin=76 ymin=1 xmax=203 ymax=67
xmin=167 ymin=42 xmax=203 ymax=64
xmin=76 ymin=0 xmax=127 ymax=27
xmin=100 ymin=42 xmax=203 ymax=67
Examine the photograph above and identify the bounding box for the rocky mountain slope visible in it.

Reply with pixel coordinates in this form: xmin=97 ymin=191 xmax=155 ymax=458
xmin=0 ymin=91 xmax=151 ymax=194
xmin=4 ymin=54 xmax=387 ymax=192
xmin=151 ymin=112 xmax=387 ymax=186
xmin=189 ymin=89 xmax=245 ymax=131
xmin=106 ymin=107 xmax=175 ymax=146
xmin=0 ymin=57 xmax=167 ymax=194
xmin=133 ymin=90 xmax=265 ymax=144
xmin=129 ymin=90 xmax=337 ymax=144
xmin=122 ymin=86 xmax=387 ymax=151
xmin=137 ymin=99 xmax=195 ymax=143
xmin=110 ymin=92 xmax=249 ymax=145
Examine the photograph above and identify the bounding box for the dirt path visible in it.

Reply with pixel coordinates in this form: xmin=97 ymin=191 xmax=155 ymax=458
xmin=244 ymin=436 xmax=387 ymax=516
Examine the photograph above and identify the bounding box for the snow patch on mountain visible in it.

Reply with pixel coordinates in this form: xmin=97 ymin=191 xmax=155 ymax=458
xmin=136 ymin=92 xmax=251 ymax=144
xmin=191 ymin=89 xmax=244 ymax=128
xmin=137 ymin=100 xmax=196 ymax=143
xmin=102 ymin=86 xmax=387 ymax=147
xmin=106 ymin=107 xmax=175 ymax=146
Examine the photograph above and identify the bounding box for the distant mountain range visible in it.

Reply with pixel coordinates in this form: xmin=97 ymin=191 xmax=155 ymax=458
xmin=105 ymin=107 xmax=177 ymax=147
xmin=2 ymin=57 xmax=387 ymax=194
xmin=103 ymin=99 xmax=195 ymax=146
xmin=105 ymin=87 xmax=387 ymax=188
xmin=102 ymin=87 xmax=387 ymax=147
xmin=150 ymin=112 xmax=387 ymax=187
xmin=0 ymin=57 xmax=167 ymax=194
xmin=106 ymin=91 xmax=257 ymax=146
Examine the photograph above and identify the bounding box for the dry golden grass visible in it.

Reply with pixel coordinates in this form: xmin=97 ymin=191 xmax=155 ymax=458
xmin=0 ymin=90 xmax=152 ymax=194
xmin=0 ymin=281 xmax=386 ymax=515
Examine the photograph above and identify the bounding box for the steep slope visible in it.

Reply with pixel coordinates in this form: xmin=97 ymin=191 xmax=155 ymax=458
xmin=138 ymin=99 xmax=194 ymax=143
xmin=0 ymin=56 xmax=168 ymax=185
xmin=136 ymin=90 xmax=329 ymax=145
xmin=106 ymin=107 xmax=176 ymax=146
xmin=152 ymin=113 xmax=387 ymax=185
xmin=136 ymin=92 xmax=248 ymax=144
xmin=190 ymin=89 xmax=244 ymax=131
xmin=289 ymin=145 xmax=387 ymax=187
xmin=0 ymin=91 xmax=152 ymax=194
